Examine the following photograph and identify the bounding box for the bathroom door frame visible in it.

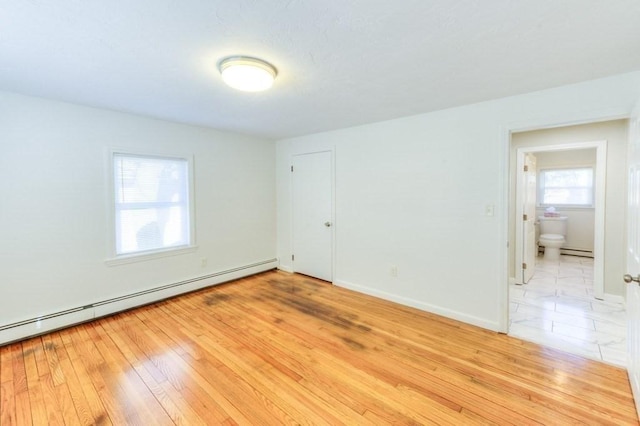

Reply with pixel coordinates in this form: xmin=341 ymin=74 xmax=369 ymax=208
xmin=514 ymin=140 xmax=607 ymax=299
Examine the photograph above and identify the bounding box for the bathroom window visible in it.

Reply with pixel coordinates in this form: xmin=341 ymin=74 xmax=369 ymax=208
xmin=538 ymin=167 xmax=594 ymax=207
xmin=111 ymin=152 xmax=194 ymax=259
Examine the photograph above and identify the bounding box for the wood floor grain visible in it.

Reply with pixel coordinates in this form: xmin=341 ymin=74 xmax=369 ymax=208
xmin=1 ymin=270 xmax=637 ymax=425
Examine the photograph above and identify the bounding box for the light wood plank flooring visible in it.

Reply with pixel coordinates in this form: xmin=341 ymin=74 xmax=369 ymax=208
xmin=1 ymin=270 xmax=637 ymax=425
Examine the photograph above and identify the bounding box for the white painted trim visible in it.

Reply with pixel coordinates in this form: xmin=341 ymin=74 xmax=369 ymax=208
xmin=593 ymin=141 xmax=608 ymax=300
xmin=498 ymin=125 xmax=511 ymax=333
xmin=331 ymin=145 xmax=337 ymax=284
xmin=278 ymin=265 xmax=294 ymax=273
xmin=0 ymin=259 xmax=277 ymax=345
xmin=105 ymin=245 xmax=198 ymax=266
xmin=335 ymin=280 xmax=500 ymax=332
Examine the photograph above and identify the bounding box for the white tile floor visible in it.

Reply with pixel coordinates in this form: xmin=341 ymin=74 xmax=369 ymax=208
xmin=509 ymin=254 xmax=627 ymax=367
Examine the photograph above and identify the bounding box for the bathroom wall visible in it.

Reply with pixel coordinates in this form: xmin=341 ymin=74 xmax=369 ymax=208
xmin=534 ymin=149 xmax=596 ymax=253
xmin=509 ymin=119 xmax=629 ymax=297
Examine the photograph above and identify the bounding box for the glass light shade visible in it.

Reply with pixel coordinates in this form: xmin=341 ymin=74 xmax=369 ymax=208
xmin=219 ymin=56 xmax=277 ymax=92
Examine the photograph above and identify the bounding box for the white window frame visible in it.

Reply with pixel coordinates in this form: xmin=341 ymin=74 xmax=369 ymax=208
xmin=537 ymin=166 xmax=595 ymax=208
xmin=106 ymin=149 xmax=196 ymax=265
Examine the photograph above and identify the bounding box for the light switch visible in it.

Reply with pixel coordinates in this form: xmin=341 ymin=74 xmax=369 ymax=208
xmin=485 ymin=204 xmax=495 ymax=217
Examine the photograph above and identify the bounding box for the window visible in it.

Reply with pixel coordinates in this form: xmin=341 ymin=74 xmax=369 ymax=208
xmin=113 ymin=152 xmax=192 ymax=257
xmin=538 ymin=167 xmax=594 ymax=207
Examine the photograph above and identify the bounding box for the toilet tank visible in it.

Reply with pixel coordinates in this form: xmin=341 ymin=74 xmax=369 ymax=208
xmin=538 ymin=216 xmax=568 ymax=236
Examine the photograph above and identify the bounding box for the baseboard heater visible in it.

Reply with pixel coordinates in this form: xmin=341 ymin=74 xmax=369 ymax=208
xmin=0 ymin=258 xmax=278 ymax=346
xmin=538 ymin=246 xmax=594 ymax=258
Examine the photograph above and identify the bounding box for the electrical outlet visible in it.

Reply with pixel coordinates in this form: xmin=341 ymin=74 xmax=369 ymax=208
xmin=201 ymin=258 xmax=207 ymax=268
xmin=390 ymin=265 xmax=398 ymax=277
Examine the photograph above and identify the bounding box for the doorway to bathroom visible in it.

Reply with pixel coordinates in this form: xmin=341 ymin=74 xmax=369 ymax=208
xmin=514 ymin=141 xmax=606 ymax=297
xmin=507 ymin=119 xmax=629 ymax=366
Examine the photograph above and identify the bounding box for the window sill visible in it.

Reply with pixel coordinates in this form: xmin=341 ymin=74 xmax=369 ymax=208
xmin=105 ymin=245 xmax=198 ymax=267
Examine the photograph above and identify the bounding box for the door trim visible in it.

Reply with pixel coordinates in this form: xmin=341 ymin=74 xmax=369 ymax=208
xmin=290 ymin=148 xmax=336 ymax=283
xmin=514 ymin=141 xmax=607 ymax=297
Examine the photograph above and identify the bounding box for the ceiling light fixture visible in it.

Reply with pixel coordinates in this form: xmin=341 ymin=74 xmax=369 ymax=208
xmin=218 ymin=56 xmax=277 ymax=92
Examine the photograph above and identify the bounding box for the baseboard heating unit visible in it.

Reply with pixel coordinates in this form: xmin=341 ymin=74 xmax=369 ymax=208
xmin=0 ymin=258 xmax=278 ymax=346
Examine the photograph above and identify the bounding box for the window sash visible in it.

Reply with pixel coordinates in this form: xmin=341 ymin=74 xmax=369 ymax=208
xmin=113 ymin=153 xmax=191 ymax=256
xmin=539 ymin=167 xmax=594 ymax=207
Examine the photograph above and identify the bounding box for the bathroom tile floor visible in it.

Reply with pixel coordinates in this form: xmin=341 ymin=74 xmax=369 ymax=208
xmin=509 ymin=255 xmax=627 ymax=367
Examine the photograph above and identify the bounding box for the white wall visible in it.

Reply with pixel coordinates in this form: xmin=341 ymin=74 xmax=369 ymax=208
xmin=509 ymin=120 xmax=628 ymax=296
xmin=276 ymin=72 xmax=640 ymax=331
xmin=0 ymin=91 xmax=276 ymax=337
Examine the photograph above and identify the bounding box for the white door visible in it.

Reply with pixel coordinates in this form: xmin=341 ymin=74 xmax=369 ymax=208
xmin=292 ymin=151 xmax=333 ymax=282
xmin=523 ymin=153 xmax=537 ymax=283
xmin=626 ymin=106 xmax=640 ymax=417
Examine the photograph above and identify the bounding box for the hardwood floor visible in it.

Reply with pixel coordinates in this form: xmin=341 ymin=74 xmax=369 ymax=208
xmin=1 ymin=270 xmax=637 ymax=425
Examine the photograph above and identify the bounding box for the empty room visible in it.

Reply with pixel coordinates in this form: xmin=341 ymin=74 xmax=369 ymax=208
xmin=2 ymin=1 xmax=640 ymax=424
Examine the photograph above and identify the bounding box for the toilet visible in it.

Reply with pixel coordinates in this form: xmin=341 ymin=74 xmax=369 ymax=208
xmin=538 ymin=216 xmax=568 ymax=261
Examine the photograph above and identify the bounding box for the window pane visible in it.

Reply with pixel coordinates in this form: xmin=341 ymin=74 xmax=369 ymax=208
xmin=117 ymin=207 xmax=188 ymax=254
xmin=114 ymin=153 xmax=190 ymax=255
xmin=114 ymin=155 xmax=187 ymax=204
xmin=540 ymin=168 xmax=593 ymax=206
xmin=543 ymin=188 xmax=593 ymax=205
xmin=543 ymin=169 xmax=593 ymax=188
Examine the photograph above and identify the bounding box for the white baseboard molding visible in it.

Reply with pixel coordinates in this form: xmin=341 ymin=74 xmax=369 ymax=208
xmin=277 ymin=265 xmax=294 ymax=273
xmin=334 ymin=279 xmax=500 ymax=332
xmin=0 ymin=258 xmax=278 ymax=346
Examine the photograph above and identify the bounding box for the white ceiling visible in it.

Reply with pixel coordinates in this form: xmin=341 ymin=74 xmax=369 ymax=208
xmin=1 ymin=0 xmax=640 ymax=139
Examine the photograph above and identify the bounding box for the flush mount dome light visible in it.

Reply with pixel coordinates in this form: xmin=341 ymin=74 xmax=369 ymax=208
xmin=218 ymin=56 xmax=277 ymax=92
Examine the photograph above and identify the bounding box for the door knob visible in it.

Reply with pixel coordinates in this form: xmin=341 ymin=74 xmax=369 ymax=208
xmin=324 ymin=222 xmax=332 ymax=227
xmin=623 ymin=274 xmax=640 ymax=284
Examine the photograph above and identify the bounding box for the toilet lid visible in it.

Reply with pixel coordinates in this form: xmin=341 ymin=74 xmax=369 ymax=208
xmin=540 ymin=234 xmax=564 ymax=241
